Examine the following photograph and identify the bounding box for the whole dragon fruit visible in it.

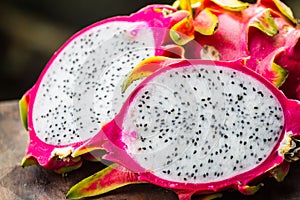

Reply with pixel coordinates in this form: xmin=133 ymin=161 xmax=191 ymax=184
xmin=19 ymin=5 xmax=190 ymax=173
xmin=169 ymin=0 xmax=300 ymax=100
xmin=68 ymin=59 xmax=300 ymax=199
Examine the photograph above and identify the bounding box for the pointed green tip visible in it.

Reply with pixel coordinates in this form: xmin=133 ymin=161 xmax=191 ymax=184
xmin=121 ymin=77 xmax=131 ymax=94
xmin=271 ymin=62 xmax=288 ymax=88
xmin=172 ymin=0 xmax=180 ymax=9
xmin=273 ymin=0 xmax=297 ymax=25
xmin=177 ymin=0 xmax=192 ymax=13
xmin=121 ymin=56 xmax=173 ymax=93
xmin=170 ymin=14 xmax=194 ymax=46
xmin=66 ymin=190 xmax=80 ymax=200
xmin=21 ymin=155 xmax=38 ymax=167
xmin=19 ymin=93 xmax=30 ymax=130
xmin=238 ymin=183 xmax=263 ymax=195
xmin=72 ymin=146 xmax=98 ymax=157
xmin=66 ymin=189 xmax=81 ymax=200
xmin=269 ymin=162 xmax=290 ymax=182
xmin=170 ymin=29 xmax=194 ymax=46
xmin=211 ymin=0 xmax=249 ymax=12
xmin=194 ymin=8 xmax=219 ymax=36
xmin=67 ymin=164 xmax=142 ymax=199
xmin=54 ymin=161 xmax=82 ymax=174
xmin=249 ymin=9 xmax=278 ymax=37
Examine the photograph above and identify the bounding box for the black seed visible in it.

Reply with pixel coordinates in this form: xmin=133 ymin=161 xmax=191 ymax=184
xmin=257 ymin=91 xmax=264 ymax=97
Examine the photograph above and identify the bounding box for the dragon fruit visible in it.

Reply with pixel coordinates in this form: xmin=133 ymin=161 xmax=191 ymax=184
xmin=19 ymin=4 xmax=191 ymax=173
xmin=68 ymin=59 xmax=300 ymax=199
xmin=169 ymin=0 xmax=300 ymax=100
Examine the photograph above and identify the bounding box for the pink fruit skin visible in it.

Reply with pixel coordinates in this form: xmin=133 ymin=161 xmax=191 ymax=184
xmin=21 ymin=4 xmax=189 ymax=173
xmin=186 ymin=2 xmax=291 ymax=60
xmin=82 ymin=59 xmax=300 ymax=198
xmin=185 ymin=11 xmax=246 ymax=60
xmin=183 ymin=0 xmax=300 ymax=100
xmin=275 ymin=30 xmax=300 ymax=99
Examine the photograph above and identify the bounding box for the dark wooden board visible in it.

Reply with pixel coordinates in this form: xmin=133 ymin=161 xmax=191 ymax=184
xmin=1 ymin=100 xmax=300 ymax=200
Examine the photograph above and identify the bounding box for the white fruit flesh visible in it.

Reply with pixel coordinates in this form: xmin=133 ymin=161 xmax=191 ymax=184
xmin=33 ymin=21 xmax=155 ymax=145
xmin=122 ymin=64 xmax=284 ymax=183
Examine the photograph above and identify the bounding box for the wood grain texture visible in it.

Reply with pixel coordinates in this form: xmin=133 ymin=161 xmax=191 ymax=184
xmin=1 ymin=100 xmax=300 ymax=200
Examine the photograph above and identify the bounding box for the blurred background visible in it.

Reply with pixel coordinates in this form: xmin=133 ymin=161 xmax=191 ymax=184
xmin=0 ymin=0 xmax=298 ymax=101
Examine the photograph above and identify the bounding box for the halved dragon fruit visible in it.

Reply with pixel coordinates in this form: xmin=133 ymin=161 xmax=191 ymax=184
xmin=68 ymin=59 xmax=300 ymax=199
xmin=19 ymin=4 xmax=191 ymax=173
xmin=171 ymin=0 xmax=300 ymax=100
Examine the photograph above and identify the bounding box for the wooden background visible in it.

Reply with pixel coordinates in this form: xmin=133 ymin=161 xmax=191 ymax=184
xmin=1 ymin=100 xmax=300 ymax=200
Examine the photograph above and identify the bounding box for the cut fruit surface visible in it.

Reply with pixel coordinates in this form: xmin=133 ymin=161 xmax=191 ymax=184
xmin=72 ymin=59 xmax=300 ymax=199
